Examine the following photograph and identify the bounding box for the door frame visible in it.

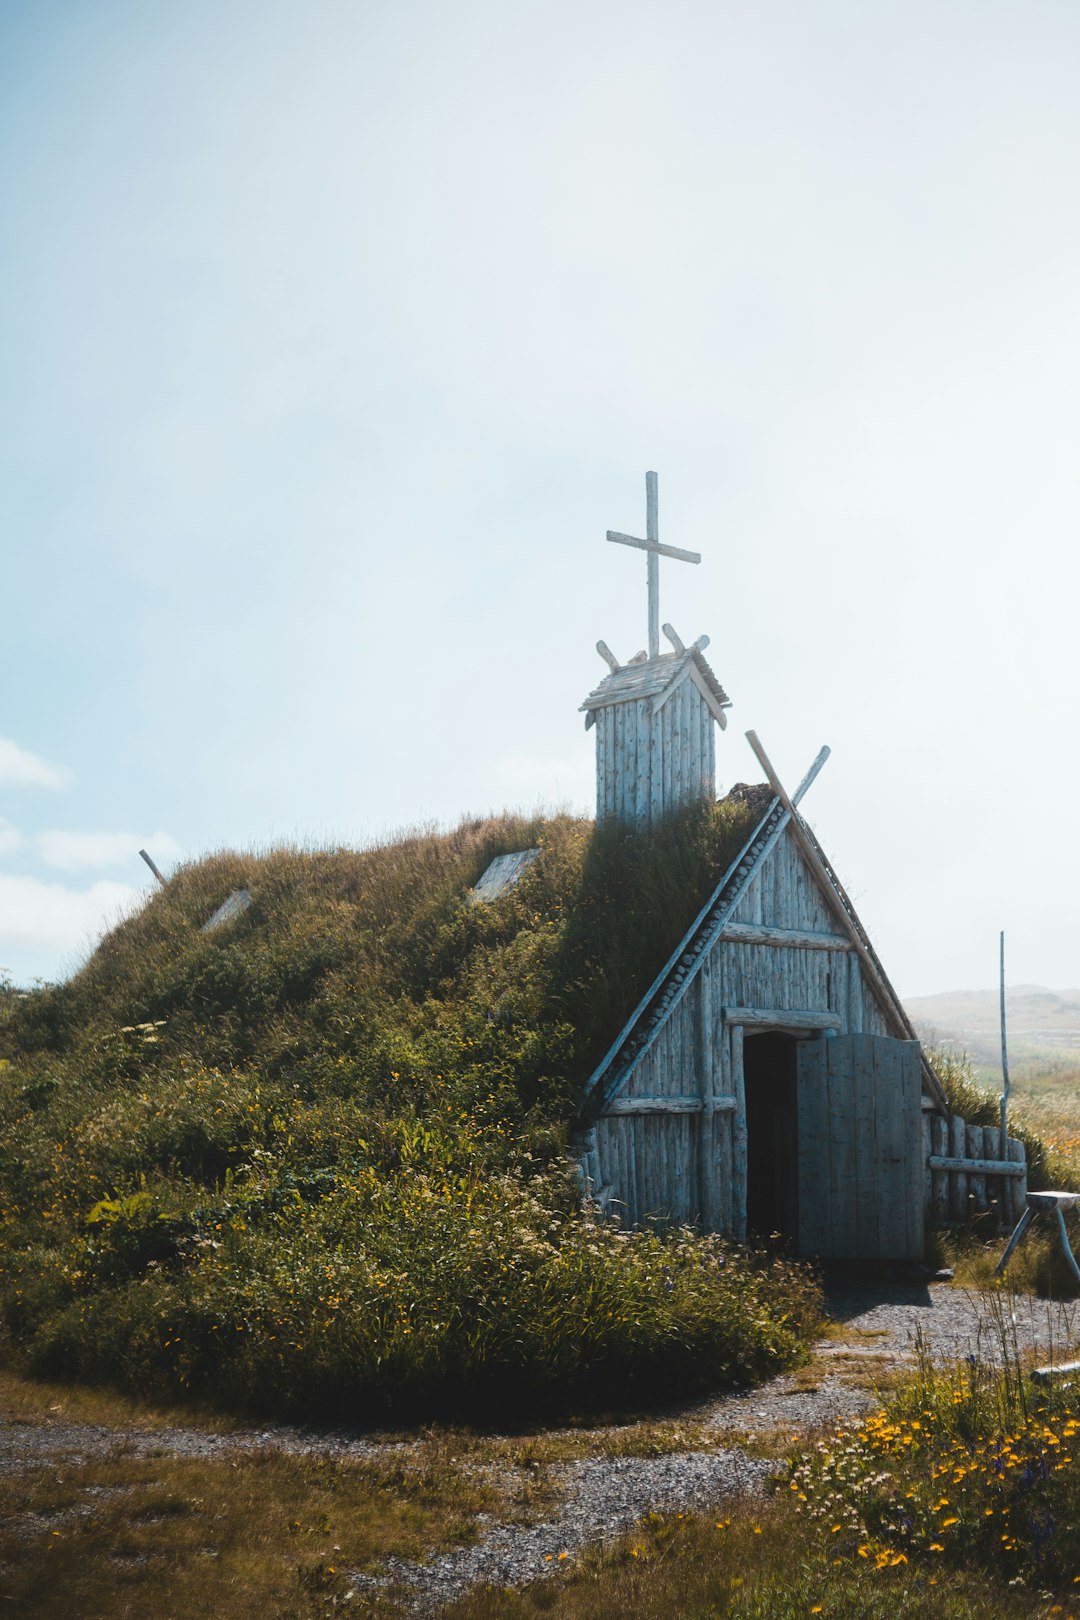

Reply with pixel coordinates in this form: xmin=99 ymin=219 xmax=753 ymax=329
xmin=723 ymin=1007 xmax=841 ymax=1241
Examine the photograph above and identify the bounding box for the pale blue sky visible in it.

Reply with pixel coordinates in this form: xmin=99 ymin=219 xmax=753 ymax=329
xmin=3 ymin=0 xmax=1080 ymax=994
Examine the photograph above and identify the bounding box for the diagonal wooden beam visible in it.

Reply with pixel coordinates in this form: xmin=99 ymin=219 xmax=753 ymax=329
xmin=744 ymin=730 xmax=950 ymax=1115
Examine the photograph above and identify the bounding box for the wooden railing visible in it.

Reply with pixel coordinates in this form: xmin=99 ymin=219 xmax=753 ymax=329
xmin=923 ymin=1111 xmax=1027 ymax=1231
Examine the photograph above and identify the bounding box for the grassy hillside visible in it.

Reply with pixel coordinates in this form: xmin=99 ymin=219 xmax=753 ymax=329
xmin=0 ymin=802 xmax=819 ymax=1421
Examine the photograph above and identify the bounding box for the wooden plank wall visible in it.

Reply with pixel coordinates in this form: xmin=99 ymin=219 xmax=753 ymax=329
xmin=593 ymin=682 xmax=717 ymax=828
xmin=589 ymin=828 xmax=933 ymax=1243
xmin=726 ymin=830 xmax=892 ymax=1037
xmin=592 ymin=968 xmax=738 ymax=1231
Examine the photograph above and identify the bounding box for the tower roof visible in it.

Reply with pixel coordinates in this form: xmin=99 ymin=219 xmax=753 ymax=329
xmin=580 ymin=644 xmax=731 ymax=731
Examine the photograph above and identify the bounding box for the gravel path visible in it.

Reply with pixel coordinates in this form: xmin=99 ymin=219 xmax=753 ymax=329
xmin=0 ymin=1415 xmax=401 ymax=1474
xmin=5 ymin=1280 xmax=1080 ymax=1612
xmin=361 ymin=1449 xmax=772 ymax=1614
xmin=695 ymin=1279 xmax=1080 ymax=1440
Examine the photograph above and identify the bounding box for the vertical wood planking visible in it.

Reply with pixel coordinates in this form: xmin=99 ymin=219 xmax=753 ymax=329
xmin=696 ymin=973 xmax=713 ymax=1226
xmin=902 ymin=1042 xmax=924 ymax=1259
xmin=627 ymin=1116 xmax=641 ymax=1225
xmin=873 ymin=1039 xmax=907 ymax=1257
xmin=596 ymin=709 xmax=607 ymax=820
xmin=797 ymin=1038 xmax=831 ymax=1255
xmin=717 ymin=1017 xmax=733 ymax=1233
xmin=825 ymin=1037 xmax=858 ymax=1255
xmin=982 ymin=1125 xmax=1001 ymax=1232
xmin=950 ymin=1114 xmax=968 ymax=1223
xmin=923 ymin=1111 xmax=933 ymax=1222
xmin=622 ymin=704 xmax=634 ymax=823
xmin=848 ymin=953 xmax=863 ymax=1034
xmin=931 ymin=1116 xmax=950 ymax=1226
xmin=851 ymin=1034 xmax=878 ymax=1254
xmin=1007 ymin=1135 xmax=1027 ymax=1225
xmin=633 ymin=700 xmax=648 ymax=824
xmin=615 ymin=703 xmax=625 ymax=816
xmin=731 ymin=1022 xmax=747 ymax=1240
xmin=968 ymin=1124 xmax=986 ymax=1211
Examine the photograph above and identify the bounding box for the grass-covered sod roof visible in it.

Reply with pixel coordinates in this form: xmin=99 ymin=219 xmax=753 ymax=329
xmin=0 ymin=805 xmax=820 ymax=1421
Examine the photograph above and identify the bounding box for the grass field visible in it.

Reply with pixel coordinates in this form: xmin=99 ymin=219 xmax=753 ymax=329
xmin=4 ymin=1319 xmax=1079 ymax=1620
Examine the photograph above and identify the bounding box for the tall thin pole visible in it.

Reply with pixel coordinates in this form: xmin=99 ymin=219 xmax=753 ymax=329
xmin=1000 ymin=929 xmax=1011 ymax=1139
xmin=645 ymin=470 xmax=659 ymax=660
xmin=139 ymin=848 xmax=167 ymax=887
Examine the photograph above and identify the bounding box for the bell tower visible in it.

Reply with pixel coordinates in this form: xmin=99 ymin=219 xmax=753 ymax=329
xmin=580 ymin=472 xmax=731 ymax=827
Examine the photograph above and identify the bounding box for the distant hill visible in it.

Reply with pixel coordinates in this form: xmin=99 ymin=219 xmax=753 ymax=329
xmin=905 ymin=986 xmax=1080 ymax=1079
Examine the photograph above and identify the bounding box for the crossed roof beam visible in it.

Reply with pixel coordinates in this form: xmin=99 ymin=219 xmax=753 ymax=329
xmin=747 ymin=732 xmax=949 ymax=1114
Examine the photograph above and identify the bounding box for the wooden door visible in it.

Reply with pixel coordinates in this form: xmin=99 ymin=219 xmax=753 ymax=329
xmin=796 ymin=1034 xmax=923 ymax=1260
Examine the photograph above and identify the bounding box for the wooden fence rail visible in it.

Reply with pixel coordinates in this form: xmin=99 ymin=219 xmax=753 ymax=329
xmin=923 ymin=1111 xmax=1027 ymax=1232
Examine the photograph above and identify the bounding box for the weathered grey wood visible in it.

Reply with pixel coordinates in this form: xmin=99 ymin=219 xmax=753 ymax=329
xmin=596 ymin=640 xmax=621 ymax=673
xmin=606 ymin=530 xmax=702 ymax=565
xmin=603 ymin=473 xmax=700 ymax=666
xmin=931 ymin=1116 xmax=950 ymax=1225
xmin=983 ymin=1125 xmax=1002 ymax=1231
xmin=634 ymin=699 xmax=649 ymax=823
xmin=902 ymin=1040 xmax=924 ymax=1258
xmin=743 ymin=730 xmax=949 ymax=1115
xmin=608 ymin=1095 xmax=697 ymax=1115
xmin=693 ymin=975 xmax=711 ymax=1227
xmin=928 ymin=1156 xmax=1025 ymax=1176
xmin=626 ymin=1116 xmax=640 ymax=1225
xmin=716 ymin=1013 xmax=733 ymax=1233
xmin=923 ymin=1111 xmax=933 ymax=1220
xmin=662 ymin=621 xmax=686 ymax=653
xmin=686 ymin=661 xmax=730 ymax=729
xmin=139 ymin=848 xmax=167 ymax=886
xmin=720 ymin=922 xmax=852 ymax=950
xmin=796 ymin=1036 xmax=831 ymax=1254
xmin=731 ymin=1023 xmax=747 ymax=1240
xmin=873 ymin=1038 xmax=905 ymax=1257
xmin=949 ymin=1115 xmax=968 ymax=1222
xmin=848 ymin=1034 xmax=877 ymax=1254
xmin=968 ymin=1124 xmax=986 ymax=1210
xmin=722 ymin=1006 xmax=842 ymax=1030
xmin=1007 ymin=1134 xmax=1027 ymax=1224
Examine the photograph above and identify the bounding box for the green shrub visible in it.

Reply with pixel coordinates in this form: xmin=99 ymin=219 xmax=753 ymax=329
xmin=0 ymin=807 xmax=821 ymax=1419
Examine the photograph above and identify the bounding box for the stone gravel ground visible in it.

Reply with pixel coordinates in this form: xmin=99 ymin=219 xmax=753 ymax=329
xmin=4 ymin=1279 xmax=1080 ymax=1612
xmin=359 ymin=1449 xmax=775 ymax=1613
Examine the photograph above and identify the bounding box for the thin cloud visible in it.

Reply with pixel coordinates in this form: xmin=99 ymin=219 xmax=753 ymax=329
xmin=0 ymin=872 xmax=139 ymax=956
xmin=0 ymin=738 xmax=68 ymax=789
xmin=0 ymin=819 xmax=22 ymax=858
xmin=37 ymin=829 xmax=182 ymax=873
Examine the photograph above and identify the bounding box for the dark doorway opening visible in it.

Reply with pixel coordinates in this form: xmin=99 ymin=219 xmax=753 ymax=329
xmin=744 ymin=1033 xmax=799 ymax=1243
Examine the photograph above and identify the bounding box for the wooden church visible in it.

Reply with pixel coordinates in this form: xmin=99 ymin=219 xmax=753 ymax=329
xmin=570 ymin=473 xmax=1027 ymax=1262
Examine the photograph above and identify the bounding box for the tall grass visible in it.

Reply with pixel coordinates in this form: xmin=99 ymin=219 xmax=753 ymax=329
xmin=0 ymin=805 xmax=821 ymax=1419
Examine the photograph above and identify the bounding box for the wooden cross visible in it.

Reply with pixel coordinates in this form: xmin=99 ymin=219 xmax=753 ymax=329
xmin=607 ymin=471 xmax=701 ymax=661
